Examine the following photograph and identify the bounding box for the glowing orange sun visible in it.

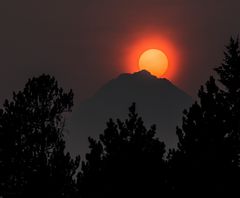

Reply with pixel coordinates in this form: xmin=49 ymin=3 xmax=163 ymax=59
xmin=139 ymin=49 xmax=169 ymax=77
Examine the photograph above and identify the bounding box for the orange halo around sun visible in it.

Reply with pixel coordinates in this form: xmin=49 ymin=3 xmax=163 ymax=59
xmin=125 ymin=35 xmax=180 ymax=81
xmin=139 ymin=49 xmax=168 ymax=77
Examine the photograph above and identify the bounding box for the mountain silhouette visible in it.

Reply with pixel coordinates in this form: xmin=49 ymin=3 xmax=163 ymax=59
xmin=66 ymin=70 xmax=192 ymax=157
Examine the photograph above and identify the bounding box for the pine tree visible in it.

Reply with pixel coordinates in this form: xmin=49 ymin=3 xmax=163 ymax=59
xmin=214 ymin=37 xmax=240 ymax=192
xmin=169 ymin=38 xmax=240 ymax=196
xmin=77 ymin=103 xmax=168 ymax=198
xmin=215 ymin=37 xmax=240 ymax=167
xmin=0 ymin=74 xmax=80 ymax=197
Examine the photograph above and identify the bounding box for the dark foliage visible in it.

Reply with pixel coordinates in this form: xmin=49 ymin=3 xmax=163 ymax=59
xmin=0 ymin=74 xmax=80 ymax=198
xmin=169 ymin=37 xmax=240 ymax=196
xmin=77 ymin=103 xmax=168 ymax=198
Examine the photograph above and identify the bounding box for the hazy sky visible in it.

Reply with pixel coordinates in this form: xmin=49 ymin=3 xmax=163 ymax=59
xmin=0 ymin=0 xmax=240 ymax=105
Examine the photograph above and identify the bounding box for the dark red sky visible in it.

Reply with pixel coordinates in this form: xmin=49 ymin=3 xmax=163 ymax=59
xmin=0 ymin=0 xmax=240 ymax=105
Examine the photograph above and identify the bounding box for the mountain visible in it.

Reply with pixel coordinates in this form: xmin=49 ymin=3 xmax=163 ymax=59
xmin=65 ymin=70 xmax=193 ymax=157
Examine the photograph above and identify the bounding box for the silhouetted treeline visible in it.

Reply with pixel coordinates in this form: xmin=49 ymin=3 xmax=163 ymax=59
xmin=0 ymin=38 xmax=240 ymax=197
xmin=168 ymin=37 xmax=240 ymax=196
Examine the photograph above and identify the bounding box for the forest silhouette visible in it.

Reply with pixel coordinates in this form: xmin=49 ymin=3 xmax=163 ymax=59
xmin=0 ymin=38 xmax=240 ymax=197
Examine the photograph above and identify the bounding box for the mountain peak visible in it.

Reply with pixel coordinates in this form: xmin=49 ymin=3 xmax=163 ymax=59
xmin=133 ymin=69 xmax=153 ymax=76
xmin=118 ymin=70 xmax=160 ymax=81
xmin=115 ymin=70 xmax=175 ymax=89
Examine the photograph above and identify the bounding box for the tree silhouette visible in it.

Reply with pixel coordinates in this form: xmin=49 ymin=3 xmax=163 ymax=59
xmin=214 ymin=37 xmax=240 ymax=194
xmin=77 ymin=103 xmax=168 ymax=198
xmin=0 ymin=74 xmax=80 ymax=198
xmin=215 ymin=37 xmax=240 ymax=167
xmin=169 ymin=37 xmax=240 ymax=196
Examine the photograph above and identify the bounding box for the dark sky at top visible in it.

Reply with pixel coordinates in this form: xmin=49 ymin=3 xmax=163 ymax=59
xmin=0 ymin=0 xmax=240 ymax=105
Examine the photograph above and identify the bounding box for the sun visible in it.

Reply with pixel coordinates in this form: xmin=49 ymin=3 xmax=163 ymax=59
xmin=126 ymin=35 xmax=179 ymax=81
xmin=138 ymin=49 xmax=169 ymax=77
